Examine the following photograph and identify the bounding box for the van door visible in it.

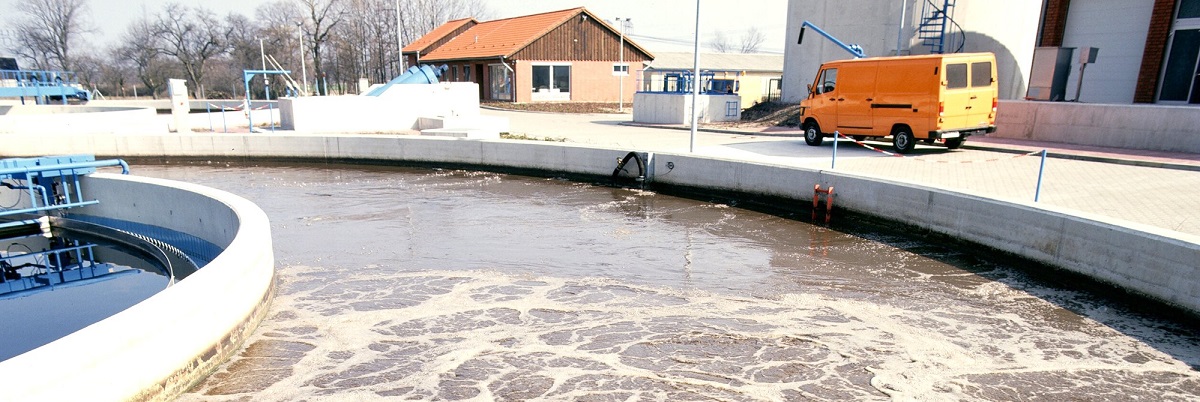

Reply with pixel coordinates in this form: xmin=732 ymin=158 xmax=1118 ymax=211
xmin=807 ymin=67 xmax=839 ymax=132
xmin=940 ymin=61 xmax=971 ymax=130
xmin=967 ymin=59 xmax=997 ymax=128
xmin=835 ymin=62 xmax=876 ymax=134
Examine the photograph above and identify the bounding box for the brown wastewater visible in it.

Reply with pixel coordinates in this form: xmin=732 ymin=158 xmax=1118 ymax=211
xmin=138 ymin=162 xmax=1199 ymax=401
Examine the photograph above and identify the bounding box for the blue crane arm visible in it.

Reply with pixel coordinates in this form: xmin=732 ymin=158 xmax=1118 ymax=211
xmin=797 ymin=20 xmax=866 ymax=59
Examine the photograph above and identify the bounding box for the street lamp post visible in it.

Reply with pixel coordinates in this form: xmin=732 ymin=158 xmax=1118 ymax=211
xmin=615 ymin=18 xmax=630 ymax=113
xmin=690 ymin=1 xmax=700 ymax=152
xmin=298 ymin=22 xmax=309 ymax=96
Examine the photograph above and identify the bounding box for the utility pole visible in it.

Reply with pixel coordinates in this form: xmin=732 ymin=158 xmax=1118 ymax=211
xmin=298 ymin=22 xmax=309 ymax=95
xmin=690 ymin=2 xmax=701 ymax=153
xmin=396 ymin=0 xmax=404 ymax=71
xmin=615 ymin=18 xmax=630 ymax=112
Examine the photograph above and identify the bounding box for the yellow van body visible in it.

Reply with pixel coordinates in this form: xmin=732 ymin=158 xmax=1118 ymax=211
xmin=798 ymin=52 xmax=998 ymax=153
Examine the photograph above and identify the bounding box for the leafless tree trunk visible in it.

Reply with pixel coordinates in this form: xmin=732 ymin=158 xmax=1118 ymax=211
xmin=299 ymin=0 xmax=345 ymax=95
xmin=153 ymin=3 xmax=230 ymax=98
xmin=11 ymin=0 xmax=93 ymax=71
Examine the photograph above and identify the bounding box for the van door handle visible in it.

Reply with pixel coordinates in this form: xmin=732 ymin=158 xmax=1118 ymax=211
xmin=866 ymin=98 xmax=873 ymax=101
xmin=828 ymin=98 xmax=836 ymax=101
xmin=837 ymin=98 xmax=845 ymax=101
xmin=970 ymin=95 xmax=978 ymax=99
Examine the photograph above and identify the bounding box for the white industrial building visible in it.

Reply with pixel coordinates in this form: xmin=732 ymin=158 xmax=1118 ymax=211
xmin=783 ymin=0 xmax=1199 ymax=106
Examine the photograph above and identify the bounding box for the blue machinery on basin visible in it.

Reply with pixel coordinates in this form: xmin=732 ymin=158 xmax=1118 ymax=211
xmin=364 ymin=64 xmax=448 ymax=97
xmin=0 ymin=155 xmax=141 ymax=296
xmin=0 ymin=69 xmax=91 ymax=105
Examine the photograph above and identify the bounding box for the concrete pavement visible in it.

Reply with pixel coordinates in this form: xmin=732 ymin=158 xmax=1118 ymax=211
xmin=481 ymin=108 xmax=1200 ymax=236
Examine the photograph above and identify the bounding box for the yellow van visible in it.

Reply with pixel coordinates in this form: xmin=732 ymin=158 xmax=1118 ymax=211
xmin=798 ymin=52 xmax=997 ymax=153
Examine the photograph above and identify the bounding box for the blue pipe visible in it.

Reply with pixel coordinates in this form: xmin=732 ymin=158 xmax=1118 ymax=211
xmin=0 ymin=159 xmax=130 ymax=178
xmin=798 ymin=21 xmax=866 ymax=59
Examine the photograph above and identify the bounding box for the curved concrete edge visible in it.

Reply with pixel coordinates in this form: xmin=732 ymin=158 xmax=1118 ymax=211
xmin=0 ymin=173 xmax=275 ymax=402
xmin=1 ymin=133 xmax=1196 ymax=315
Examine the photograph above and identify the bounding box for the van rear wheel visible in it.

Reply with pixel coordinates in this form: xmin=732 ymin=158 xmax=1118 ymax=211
xmin=892 ymin=128 xmax=916 ymax=154
xmin=804 ymin=122 xmax=824 ymax=146
xmin=945 ymin=137 xmax=965 ymax=149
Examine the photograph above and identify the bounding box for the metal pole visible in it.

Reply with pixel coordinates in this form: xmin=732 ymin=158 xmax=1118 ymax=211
xmin=396 ymin=0 xmax=404 ymax=71
xmin=689 ymin=0 xmax=701 ymax=153
xmin=1034 ymin=149 xmax=1047 ymax=202
xmin=896 ymin=0 xmax=907 ymax=55
xmin=618 ymin=18 xmax=626 ymax=113
xmin=298 ymin=23 xmax=309 ymax=96
xmin=832 ymin=131 xmax=839 ymax=169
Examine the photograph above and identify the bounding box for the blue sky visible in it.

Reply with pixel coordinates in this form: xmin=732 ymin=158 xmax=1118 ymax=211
xmin=1 ymin=0 xmax=788 ymax=54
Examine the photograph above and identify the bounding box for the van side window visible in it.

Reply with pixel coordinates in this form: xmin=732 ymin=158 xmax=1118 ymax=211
xmin=971 ymin=62 xmax=993 ymax=87
xmin=946 ymin=63 xmax=968 ymax=89
xmin=817 ymin=68 xmax=837 ymax=94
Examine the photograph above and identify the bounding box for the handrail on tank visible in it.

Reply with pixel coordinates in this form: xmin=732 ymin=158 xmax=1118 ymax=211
xmin=0 ymin=157 xmax=129 ymax=218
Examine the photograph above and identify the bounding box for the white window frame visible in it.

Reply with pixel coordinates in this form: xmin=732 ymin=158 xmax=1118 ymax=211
xmin=532 ymin=62 xmax=572 ymax=101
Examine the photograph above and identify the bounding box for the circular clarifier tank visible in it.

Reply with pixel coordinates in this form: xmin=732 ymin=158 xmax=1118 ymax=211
xmin=133 ymin=162 xmax=1200 ymax=401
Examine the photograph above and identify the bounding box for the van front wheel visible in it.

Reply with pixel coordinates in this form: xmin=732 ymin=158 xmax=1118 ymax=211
xmin=804 ymin=122 xmax=824 ymax=146
xmin=892 ymin=128 xmax=916 ymax=154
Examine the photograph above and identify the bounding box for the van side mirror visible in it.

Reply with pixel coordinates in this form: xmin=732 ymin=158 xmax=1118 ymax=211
xmin=807 ymin=83 xmax=813 ymax=95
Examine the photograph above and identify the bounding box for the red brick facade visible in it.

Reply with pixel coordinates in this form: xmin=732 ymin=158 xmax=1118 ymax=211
xmin=1039 ymin=0 xmax=1071 ymax=47
xmin=1134 ymin=0 xmax=1179 ymax=103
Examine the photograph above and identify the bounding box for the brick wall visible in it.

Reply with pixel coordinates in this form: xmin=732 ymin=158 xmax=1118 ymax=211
xmin=1039 ymin=0 xmax=1072 ymax=47
xmin=1134 ymin=0 xmax=1178 ymax=103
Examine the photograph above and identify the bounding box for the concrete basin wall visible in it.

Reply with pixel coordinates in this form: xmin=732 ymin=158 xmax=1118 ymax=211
xmin=995 ymin=100 xmax=1200 ymax=153
xmin=0 ymin=105 xmax=164 ymax=134
xmin=0 ymin=173 xmax=275 ymax=401
xmin=3 ymin=133 xmax=1196 ymax=315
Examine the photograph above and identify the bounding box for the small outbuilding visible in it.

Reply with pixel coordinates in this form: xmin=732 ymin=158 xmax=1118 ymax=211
xmin=642 ymin=52 xmax=785 ymax=109
xmin=403 ymin=7 xmax=654 ymax=104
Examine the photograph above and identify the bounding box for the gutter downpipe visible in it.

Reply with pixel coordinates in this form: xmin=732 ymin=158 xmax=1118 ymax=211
xmin=500 ymin=56 xmax=515 ymax=101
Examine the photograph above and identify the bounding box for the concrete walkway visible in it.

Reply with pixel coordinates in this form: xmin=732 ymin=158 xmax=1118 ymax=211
xmin=481 ymin=108 xmax=1200 ymax=237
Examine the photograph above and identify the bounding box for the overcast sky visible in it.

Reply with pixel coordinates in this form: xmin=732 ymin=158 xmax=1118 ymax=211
xmin=0 ymin=0 xmax=788 ymax=55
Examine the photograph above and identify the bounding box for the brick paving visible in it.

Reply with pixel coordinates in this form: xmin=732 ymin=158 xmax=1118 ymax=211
xmin=483 ymin=109 xmax=1200 ymax=237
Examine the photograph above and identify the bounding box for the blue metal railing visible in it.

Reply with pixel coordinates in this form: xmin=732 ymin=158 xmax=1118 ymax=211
xmin=0 ymin=155 xmax=129 ymax=218
xmin=0 ymin=69 xmax=91 ymax=104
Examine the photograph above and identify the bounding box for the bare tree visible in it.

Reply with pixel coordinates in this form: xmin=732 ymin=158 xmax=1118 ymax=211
xmin=154 ymin=3 xmax=231 ymax=98
xmin=738 ymin=26 xmax=766 ymax=54
xmin=707 ymin=27 xmax=766 ymax=54
xmin=11 ymin=0 xmax=93 ymax=71
xmin=706 ymin=30 xmax=733 ymax=53
xmin=298 ymin=0 xmax=345 ymax=95
xmin=115 ymin=15 xmax=171 ymax=99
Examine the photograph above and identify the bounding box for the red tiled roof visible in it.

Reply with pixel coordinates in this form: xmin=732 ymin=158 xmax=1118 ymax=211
xmin=402 ymin=18 xmax=477 ymax=53
xmin=421 ymin=8 xmax=584 ymax=61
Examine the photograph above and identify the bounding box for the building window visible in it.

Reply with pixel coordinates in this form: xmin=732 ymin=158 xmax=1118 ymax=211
xmin=613 ymin=63 xmax=629 ymax=76
xmin=489 ymin=64 xmax=512 ymax=101
xmin=463 ymin=65 xmax=471 ymax=82
xmin=532 ymin=64 xmax=570 ymax=101
xmin=725 ymin=101 xmax=739 ymax=117
xmin=1159 ymin=0 xmax=1200 ymax=103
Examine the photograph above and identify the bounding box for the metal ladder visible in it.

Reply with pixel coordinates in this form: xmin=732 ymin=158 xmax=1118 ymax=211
xmin=917 ymin=0 xmax=961 ymax=54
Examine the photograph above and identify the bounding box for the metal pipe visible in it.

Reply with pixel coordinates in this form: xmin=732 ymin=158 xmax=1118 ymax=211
xmin=0 ymin=159 xmax=130 ymax=177
xmin=1035 ymin=149 xmax=1047 ymax=202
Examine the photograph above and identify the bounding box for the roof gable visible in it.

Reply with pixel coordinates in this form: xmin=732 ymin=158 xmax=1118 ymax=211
xmin=422 ymin=8 xmax=582 ymax=61
xmin=403 ymin=18 xmax=477 ymax=53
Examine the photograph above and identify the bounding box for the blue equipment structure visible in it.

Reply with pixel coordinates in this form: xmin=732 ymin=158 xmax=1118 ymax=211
xmin=0 ymin=69 xmax=91 ymax=105
xmin=243 ymin=69 xmax=291 ymax=132
xmin=917 ymin=0 xmax=964 ymax=54
xmin=638 ymin=69 xmax=743 ymax=95
xmin=0 ymin=155 xmax=153 ymax=297
xmin=797 ymin=21 xmax=866 ymax=59
xmin=363 ymin=64 xmax=448 ymax=97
